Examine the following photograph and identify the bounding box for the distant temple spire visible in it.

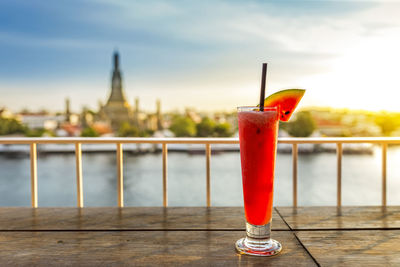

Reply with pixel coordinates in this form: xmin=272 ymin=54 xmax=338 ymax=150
xmin=101 ymin=50 xmax=133 ymax=131
xmin=114 ymin=51 xmax=119 ymax=70
xmin=134 ymin=97 xmax=140 ymax=127
xmin=107 ymin=50 xmax=125 ymax=103
xmin=156 ymin=99 xmax=163 ymax=130
xmin=65 ymin=97 xmax=71 ymax=123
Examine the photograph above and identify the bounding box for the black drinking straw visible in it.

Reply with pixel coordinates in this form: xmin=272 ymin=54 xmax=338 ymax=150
xmin=259 ymin=63 xmax=267 ymax=112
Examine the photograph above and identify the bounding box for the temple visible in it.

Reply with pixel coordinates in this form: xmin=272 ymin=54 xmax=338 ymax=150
xmin=100 ymin=51 xmax=133 ymax=130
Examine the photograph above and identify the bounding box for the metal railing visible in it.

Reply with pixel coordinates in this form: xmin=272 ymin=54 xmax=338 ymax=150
xmin=1 ymin=137 xmax=399 ymax=208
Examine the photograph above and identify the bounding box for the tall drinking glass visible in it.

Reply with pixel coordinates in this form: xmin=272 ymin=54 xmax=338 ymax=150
xmin=235 ymin=106 xmax=282 ymax=256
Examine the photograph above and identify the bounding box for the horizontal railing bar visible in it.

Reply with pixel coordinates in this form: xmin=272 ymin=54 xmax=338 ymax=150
xmin=0 ymin=137 xmax=237 ymax=144
xmin=280 ymin=137 xmax=400 ymax=144
xmin=1 ymin=137 xmax=400 ymax=145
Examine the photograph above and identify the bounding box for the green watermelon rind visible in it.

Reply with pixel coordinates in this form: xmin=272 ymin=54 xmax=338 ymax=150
xmin=264 ymin=89 xmax=305 ymax=104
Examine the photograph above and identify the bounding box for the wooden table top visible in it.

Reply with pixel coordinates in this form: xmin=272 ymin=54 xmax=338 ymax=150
xmin=0 ymin=206 xmax=399 ymax=266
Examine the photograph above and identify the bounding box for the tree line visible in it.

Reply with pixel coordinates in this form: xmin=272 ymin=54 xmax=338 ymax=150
xmin=169 ymin=115 xmax=232 ymax=137
xmin=3 ymin=110 xmax=400 ymax=137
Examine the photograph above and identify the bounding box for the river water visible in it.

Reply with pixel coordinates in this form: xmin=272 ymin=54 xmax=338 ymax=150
xmin=1 ymin=144 xmax=400 ymax=207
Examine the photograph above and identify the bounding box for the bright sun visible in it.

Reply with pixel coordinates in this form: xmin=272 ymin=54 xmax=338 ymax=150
xmin=299 ymin=28 xmax=400 ymax=112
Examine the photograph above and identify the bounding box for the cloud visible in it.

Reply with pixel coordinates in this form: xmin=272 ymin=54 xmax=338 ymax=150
xmin=0 ymin=0 xmax=400 ymax=111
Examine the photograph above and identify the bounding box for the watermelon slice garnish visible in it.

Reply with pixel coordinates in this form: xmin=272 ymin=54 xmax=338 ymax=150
xmin=264 ymin=89 xmax=305 ymax=121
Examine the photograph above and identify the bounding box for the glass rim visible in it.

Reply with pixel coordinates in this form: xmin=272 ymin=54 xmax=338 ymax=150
xmin=237 ymin=106 xmax=278 ymax=111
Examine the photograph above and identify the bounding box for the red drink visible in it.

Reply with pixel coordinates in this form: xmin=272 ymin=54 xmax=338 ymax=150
xmin=238 ymin=107 xmax=279 ymax=226
xmin=235 ymin=88 xmax=303 ymax=256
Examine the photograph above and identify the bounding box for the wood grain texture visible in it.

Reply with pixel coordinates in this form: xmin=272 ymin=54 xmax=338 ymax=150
xmin=296 ymin=230 xmax=400 ymax=266
xmin=276 ymin=206 xmax=400 ymax=230
xmin=0 ymin=231 xmax=316 ymax=266
xmin=0 ymin=207 xmax=289 ymax=230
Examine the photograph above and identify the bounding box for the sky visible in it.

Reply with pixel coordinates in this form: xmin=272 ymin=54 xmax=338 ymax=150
xmin=0 ymin=0 xmax=400 ymax=113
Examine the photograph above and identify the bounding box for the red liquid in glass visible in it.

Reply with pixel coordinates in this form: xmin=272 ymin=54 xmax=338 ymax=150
xmin=238 ymin=109 xmax=279 ymax=225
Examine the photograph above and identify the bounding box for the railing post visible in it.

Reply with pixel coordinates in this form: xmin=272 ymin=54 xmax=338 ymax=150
xmin=75 ymin=143 xmax=84 ymax=208
xmin=162 ymin=143 xmax=168 ymax=207
xmin=206 ymin=144 xmax=211 ymax=207
xmin=337 ymin=143 xmax=342 ymax=207
xmin=382 ymin=143 xmax=387 ymax=207
xmin=292 ymin=143 xmax=298 ymax=207
xmin=116 ymin=143 xmax=124 ymax=207
xmin=30 ymin=143 xmax=38 ymax=208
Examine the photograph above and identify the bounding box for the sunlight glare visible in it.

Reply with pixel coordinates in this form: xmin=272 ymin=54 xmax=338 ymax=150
xmin=299 ymin=27 xmax=400 ymax=112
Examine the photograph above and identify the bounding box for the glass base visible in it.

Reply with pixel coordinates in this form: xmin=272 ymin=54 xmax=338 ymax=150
xmin=235 ymin=237 xmax=282 ymax=256
xmin=235 ymin=221 xmax=282 ymax=256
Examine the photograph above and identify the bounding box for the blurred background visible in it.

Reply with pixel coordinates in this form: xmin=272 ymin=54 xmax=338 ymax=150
xmin=1 ymin=0 xmax=399 ymax=207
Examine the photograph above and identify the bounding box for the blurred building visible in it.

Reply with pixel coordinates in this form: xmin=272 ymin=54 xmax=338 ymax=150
xmin=19 ymin=112 xmax=64 ymax=131
xmin=64 ymin=98 xmax=79 ymax=125
xmin=56 ymin=124 xmax=81 ymax=137
xmin=91 ymin=122 xmax=113 ymax=136
xmin=65 ymin=98 xmax=71 ymax=123
xmin=80 ymin=107 xmax=94 ymax=128
xmin=99 ymin=51 xmax=133 ymax=131
xmin=156 ymin=99 xmax=163 ymax=130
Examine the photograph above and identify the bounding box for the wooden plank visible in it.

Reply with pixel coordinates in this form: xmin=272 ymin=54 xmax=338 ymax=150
xmin=277 ymin=206 xmax=400 ymax=230
xmin=296 ymin=230 xmax=400 ymax=266
xmin=0 ymin=207 xmax=289 ymax=231
xmin=0 ymin=231 xmax=316 ymax=266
